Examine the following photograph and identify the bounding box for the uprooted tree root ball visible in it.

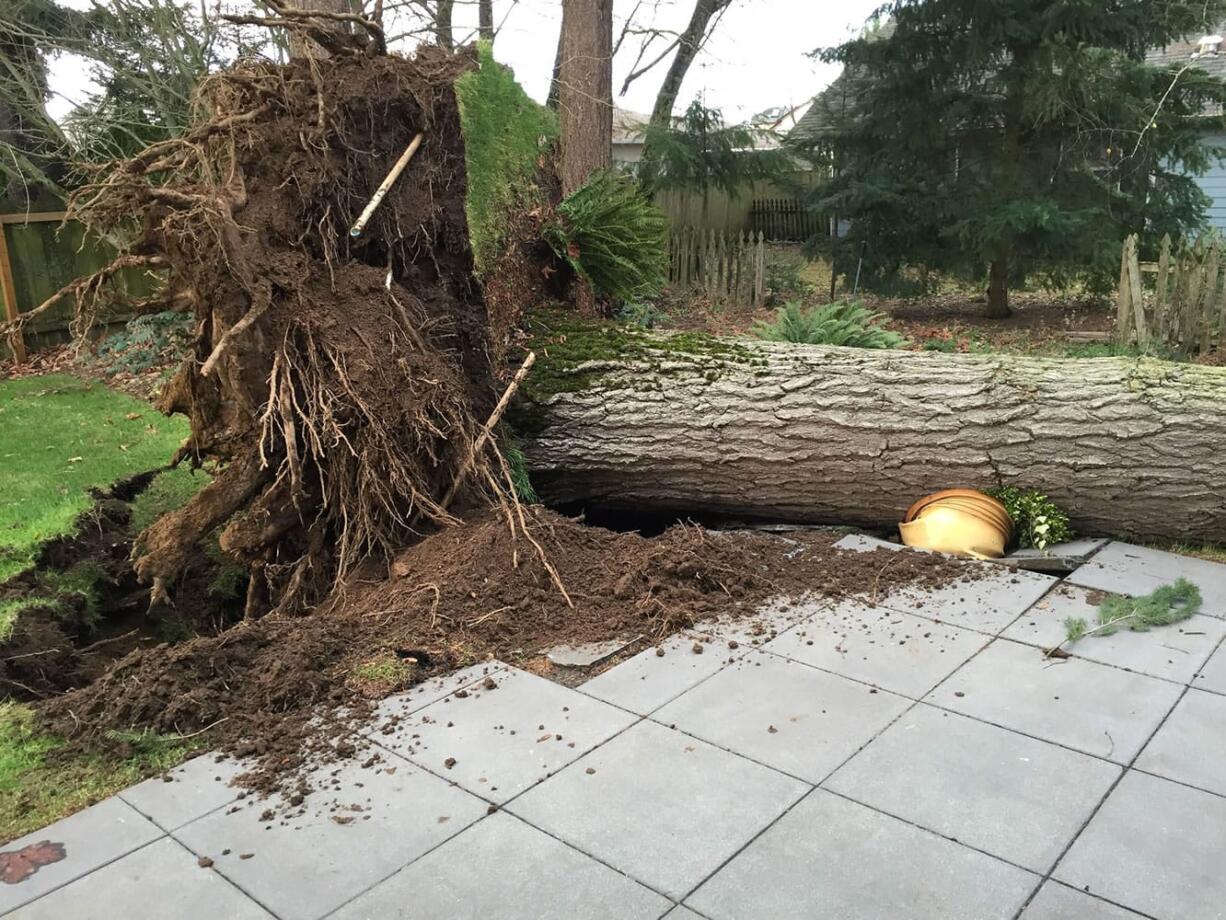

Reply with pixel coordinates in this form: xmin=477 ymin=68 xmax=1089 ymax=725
xmin=64 ymin=38 xmax=509 ymax=617
xmin=38 ymin=508 xmax=973 ymax=795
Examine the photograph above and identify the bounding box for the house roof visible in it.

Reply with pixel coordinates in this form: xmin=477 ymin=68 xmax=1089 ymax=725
xmin=612 ymin=109 xmax=650 ymax=145
xmin=1146 ymin=25 xmax=1226 ymax=77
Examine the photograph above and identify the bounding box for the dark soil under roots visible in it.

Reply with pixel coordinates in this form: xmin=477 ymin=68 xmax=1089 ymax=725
xmin=37 ymin=507 xmax=977 ymax=800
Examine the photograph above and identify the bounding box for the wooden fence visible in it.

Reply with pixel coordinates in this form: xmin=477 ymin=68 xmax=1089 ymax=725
xmin=1117 ymin=233 xmax=1226 ymax=352
xmin=668 ymin=227 xmax=766 ymax=307
xmin=748 ymin=198 xmax=822 ymax=241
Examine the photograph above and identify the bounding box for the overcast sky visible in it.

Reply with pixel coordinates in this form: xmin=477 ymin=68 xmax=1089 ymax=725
xmin=47 ymin=0 xmax=882 ymax=126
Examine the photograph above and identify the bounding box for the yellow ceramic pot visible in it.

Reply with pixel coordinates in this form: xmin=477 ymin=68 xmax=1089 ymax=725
xmin=899 ymin=504 xmax=1008 ymax=559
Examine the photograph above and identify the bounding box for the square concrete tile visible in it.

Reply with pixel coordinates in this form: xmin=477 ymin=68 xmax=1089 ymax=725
xmin=13 ymin=836 xmax=272 ymax=919
xmin=508 ymin=719 xmax=808 ymax=900
xmin=687 ymin=789 xmax=1037 ymax=920
xmin=1056 ymin=770 xmax=1226 ymax=920
xmin=372 ymin=666 xmax=636 ymax=804
xmin=692 ymin=596 xmax=815 ymax=647
xmin=665 ymin=909 xmax=707 ymax=920
xmin=1068 ymin=542 xmax=1226 ymax=616
xmin=174 ymin=758 xmax=487 ymax=920
xmin=928 ymin=639 xmax=1183 ymax=762
xmin=330 ymin=812 xmax=670 ymax=920
xmin=364 ymin=661 xmax=507 ymax=724
xmin=764 ymin=597 xmax=989 ymax=698
xmin=1193 ymin=640 xmax=1226 ymax=695
xmin=579 ymin=632 xmax=740 ymax=716
xmin=1020 ymin=882 xmax=1146 ymax=919
xmin=833 ymin=533 xmax=1059 ymax=635
xmin=0 ymin=797 xmax=162 ymax=914
xmin=653 ymin=650 xmax=910 ymax=783
xmin=119 ymin=753 xmax=245 ymax=831
xmin=825 ymin=705 xmax=1121 ymax=872
xmin=1002 ymin=583 xmax=1226 ymax=683
xmin=1136 ymin=689 xmax=1226 ymax=796
xmin=877 ymin=566 xmax=1057 ymax=635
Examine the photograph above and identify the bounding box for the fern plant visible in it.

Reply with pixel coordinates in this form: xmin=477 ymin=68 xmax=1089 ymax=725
xmin=546 ymin=171 xmax=668 ymax=302
xmin=753 ymin=301 xmax=904 ymax=349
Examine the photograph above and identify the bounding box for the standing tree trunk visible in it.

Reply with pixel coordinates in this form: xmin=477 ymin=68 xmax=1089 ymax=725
xmin=478 ymin=0 xmax=494 ymax=42
xmin=436 ymin=0 xmax=455 ymax=48
xmin=986 ymin=258 xmax=1010 ymax=318
xmin=646 ymin=0 xmax=731 ymax=132
xmin=519 ymin=333 xmax=1226 ymax=542
xmin=557 ymin=0 xmax=613 ymax=195
xmin=286 ymin=0 xmax=355 ymax=58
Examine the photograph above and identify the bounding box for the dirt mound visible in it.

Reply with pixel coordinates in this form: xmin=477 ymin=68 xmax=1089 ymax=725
xmin=38 ymin=508 xmax=970 ymax=796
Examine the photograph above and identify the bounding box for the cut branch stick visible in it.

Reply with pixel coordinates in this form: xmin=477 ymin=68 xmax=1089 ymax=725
xmin=441 ymin=351 xmax=536 ymax=512
xmin=349 ymin=133 xmax=424 ymax=238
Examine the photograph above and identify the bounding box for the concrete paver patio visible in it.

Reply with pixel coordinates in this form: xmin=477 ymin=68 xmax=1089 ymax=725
xmin=3 ymin=538 xmax=1225 ymax=919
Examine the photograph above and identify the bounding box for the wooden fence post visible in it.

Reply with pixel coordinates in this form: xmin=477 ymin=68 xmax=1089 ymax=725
xmin=0 ymin=223 xmax=26 ymax=363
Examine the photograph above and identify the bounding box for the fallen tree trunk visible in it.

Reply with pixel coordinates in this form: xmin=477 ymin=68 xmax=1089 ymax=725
xmin=519 ymin=328 xmax=1226 ymax=542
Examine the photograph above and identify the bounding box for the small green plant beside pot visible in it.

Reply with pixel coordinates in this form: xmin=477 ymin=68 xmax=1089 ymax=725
xmin=986 ymin=486 xmax=1072 ymax=551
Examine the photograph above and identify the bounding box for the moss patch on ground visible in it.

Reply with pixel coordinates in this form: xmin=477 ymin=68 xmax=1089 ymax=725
xmin=0 ymin=703 xmax=198 ymax=843
xmin=455 ymin=41 xmax=558 ymax=273
xmin=0 ymin=375 xmax=189 ymax=582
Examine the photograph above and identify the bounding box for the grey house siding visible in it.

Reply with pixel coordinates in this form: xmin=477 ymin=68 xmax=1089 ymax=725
xmin=1197 ymin=132 xmax=1226 ymax=231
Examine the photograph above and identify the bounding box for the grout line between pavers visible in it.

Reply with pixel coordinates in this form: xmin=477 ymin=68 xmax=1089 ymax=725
xmin=1005 ymin=612 xmax=1226 ymax=920
xmin=671 ymin=596 xmax=1021 ymax=908
xmin=1 ymin=832 xmax=169 ymax=919
xmin=322 ymin=683 xmax=683 ymax=918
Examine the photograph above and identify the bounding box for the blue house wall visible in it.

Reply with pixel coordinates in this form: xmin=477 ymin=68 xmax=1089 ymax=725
xmin=1196 ymin=132 xmax=1226 ymax=231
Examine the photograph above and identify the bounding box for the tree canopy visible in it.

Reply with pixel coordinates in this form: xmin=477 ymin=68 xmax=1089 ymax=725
xmin=808 ymin=0 xmax=1226 ymax=315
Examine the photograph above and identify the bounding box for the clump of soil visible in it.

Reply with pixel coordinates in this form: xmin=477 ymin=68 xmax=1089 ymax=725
xmin=37 ymin=507 xmax=971 ymax=797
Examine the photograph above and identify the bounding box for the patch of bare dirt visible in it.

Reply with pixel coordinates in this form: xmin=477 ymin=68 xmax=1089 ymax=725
xmin=37 ymin=507 xmax=978 ymax=800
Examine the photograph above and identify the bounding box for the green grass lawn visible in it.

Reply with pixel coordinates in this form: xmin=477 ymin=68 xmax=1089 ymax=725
xmin=0 ymin=374 xmax=189 ymax=583
xmin=0 ymin=703 xmax=199 ymax=843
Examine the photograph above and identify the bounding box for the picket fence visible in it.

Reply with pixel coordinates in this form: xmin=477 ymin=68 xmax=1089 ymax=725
xmin=1117 ymin=233 xmax=1226 ymax=352
xmin=668 ymin=227 xmax=766 ymax=307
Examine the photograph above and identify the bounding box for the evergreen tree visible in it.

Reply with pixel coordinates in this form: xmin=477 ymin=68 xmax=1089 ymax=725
xmin=810 ymin=0 xmax=1226 ymax=316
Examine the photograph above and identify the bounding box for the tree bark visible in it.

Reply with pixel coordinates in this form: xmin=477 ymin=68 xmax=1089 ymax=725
xmin=646 ymin=0 xmax=730 ymax=131
xmin=986 ymin=258 xmax=1010 ymax=318
xmin=557 ymin=0 xmax=613 ymax=195
xmin=286 ymin=0 xmax=355 ymax=58
xmin=478 ymin=0 xmax=494 ymax=42
xmin=521 ymin=336 xmax=1226 ymax=542
xmin=435 ymin=0 xmax=455 ymax=48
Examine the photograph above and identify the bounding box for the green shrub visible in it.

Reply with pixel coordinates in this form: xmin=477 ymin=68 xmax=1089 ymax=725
xmin=546 ymin=171 xmax=668 ymax=302
xmin=764 ymin=254 xmax=814 ymax=306
xmin=92 ymin=311 xmax=193 ymax=377
xmin=617 ymin=301 xmax=669 ymax=329
xmin=987 ymin=486 xmax=1073 ymax=551
xmin=753 ymin=301 xmax=905 ymax=349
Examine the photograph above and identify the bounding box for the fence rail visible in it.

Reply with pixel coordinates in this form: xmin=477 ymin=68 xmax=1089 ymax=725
xmin=1117 ymin=233 xmax=1226 ymax=352
xmin=668 ymin=227 xmax=766 ymax=307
